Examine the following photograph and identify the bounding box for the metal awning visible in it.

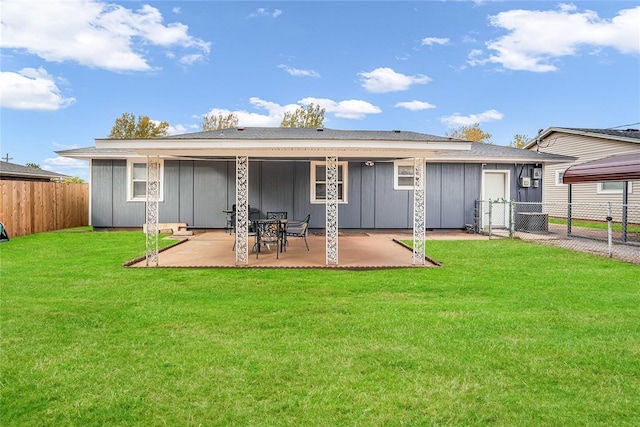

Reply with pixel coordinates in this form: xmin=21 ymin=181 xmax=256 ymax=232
xmin=563 ymin=152 xmax=640 ymax=183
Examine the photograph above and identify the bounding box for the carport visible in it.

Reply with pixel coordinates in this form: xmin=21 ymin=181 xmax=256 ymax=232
xmin=563 ymin=152 xmax=640 ymax=242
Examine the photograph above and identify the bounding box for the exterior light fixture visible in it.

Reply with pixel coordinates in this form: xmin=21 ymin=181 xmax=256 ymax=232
xmin=364 ymin=161 xmax=374 ymax=167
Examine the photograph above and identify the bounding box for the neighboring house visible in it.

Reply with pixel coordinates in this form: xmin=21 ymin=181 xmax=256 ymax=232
xmin=57 ymin=127 xmax=570 ymax=231
xmin=524 ymin=127 xmax=640 ymax=205
xmin=0 ymin=161 xmax=69 ymax=181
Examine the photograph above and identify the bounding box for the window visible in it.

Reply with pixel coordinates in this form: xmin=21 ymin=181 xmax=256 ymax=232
xmin=394 ymin=161 xmax=417 ymax=190
xmin=310 ymin=161 xmax=348 ymax=203
xmin=127 ymin=159 xmax=164 ymax=202
xmin=597 ymin=181 xmax=632 ymax=194
xmin=555 ymin=169 xmax=566 ymax=186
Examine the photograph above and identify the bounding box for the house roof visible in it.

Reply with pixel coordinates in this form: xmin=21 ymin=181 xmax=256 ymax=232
xmin=430 ymin=142 xmax=573 ymax=163
xmin=91 ymin=127 xmax=472 ymax=159
xmin=563 ymin=152 xmax=640 ymax=184
xmin=160 ymin=127 xmax=461 ymax=142
xmin=57 ymin=127 xmax=572 ymax=163
xmin=0 ymin=161 xmax=70 ymax=180
xmin=524 ymin=127 xmax=640 ymax=150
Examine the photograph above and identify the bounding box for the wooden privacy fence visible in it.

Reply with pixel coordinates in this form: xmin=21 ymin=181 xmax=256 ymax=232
xmin=0 ymin=181 xmax=89 ymax=238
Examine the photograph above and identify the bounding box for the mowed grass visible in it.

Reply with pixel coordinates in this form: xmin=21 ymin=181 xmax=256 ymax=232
xmin=549 ymin=216 xmax=640 ymax=233
xmin=1 ymin=230 xmax=639 ymax=426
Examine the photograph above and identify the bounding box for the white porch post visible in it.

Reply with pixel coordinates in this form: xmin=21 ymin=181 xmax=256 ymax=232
xmin=412 ymin=157 xmax=426 ymax=265
xmin=235 ymin=156 xmax=249 ymax=265
xmin=325 ymin=155 xmax=339 ymax=266
xmin=145 ymin=155 xmax=161 ymax=267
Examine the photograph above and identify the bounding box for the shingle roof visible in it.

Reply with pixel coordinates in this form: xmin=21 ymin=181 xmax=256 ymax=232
xmin=161 ymin=127 xmax=464 ymax=143
xmin=0 ymin=161 xmax=70 ymax=180
xmin=524 ymin=127 xmax=640 ymax=149
xmin=432 ymin=142 xmax=573 ymax=162
xmin=563 ymin=128 xmax=640 ymax=140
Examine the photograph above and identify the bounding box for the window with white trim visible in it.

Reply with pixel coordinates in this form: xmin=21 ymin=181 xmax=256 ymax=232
xmin=394 ymin=161 xmax=416 ymax=190
xmin=597 ymin=181 xmax=632 ymax=194
xmin=310 ymin=161 xmax=348 ymax=203
xmin=127 ymin=159 xmax=164 ymax=202
xmin=555 ymin=169 xmax=566 ymax=186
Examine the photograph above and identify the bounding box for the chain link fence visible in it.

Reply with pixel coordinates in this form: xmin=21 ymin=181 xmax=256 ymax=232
xmin=475 ymin=200 xmax=640 ymax=264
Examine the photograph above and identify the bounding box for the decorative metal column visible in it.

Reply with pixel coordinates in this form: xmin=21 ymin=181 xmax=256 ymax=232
xmin=412 ymin=157 xmax=426 ymax=265
xmin=325 ymin=155 xmax=339 ymax=265
xmin=235 ymin=156 xmax=249 ymax=265
xmin=145 ymin=155 xmax=161 ymax=267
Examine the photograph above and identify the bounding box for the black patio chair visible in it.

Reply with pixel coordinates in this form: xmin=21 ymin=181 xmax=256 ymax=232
xmin=285 ymin=214 xmax=310 ymax=250
xmin=252 ymin=218 xmax=285 ymax=259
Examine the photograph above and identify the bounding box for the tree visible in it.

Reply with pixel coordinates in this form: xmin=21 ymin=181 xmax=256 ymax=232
xmin=202 ymin=112 xmax=239 ymax=131
xmin=446 ymin=123 xmax=492 ymax=143
xmin=62 ymin=176 xmax=86 ymax=184
xmin=108 ymin=113 xmax=169 ymax=138
xmin=280 ymin=103 xmax=325 ymax=128
xmin=508 ymin=134 xmax=529 ymax=149
xmin=25 ymin=163 xmax=41 ymax=169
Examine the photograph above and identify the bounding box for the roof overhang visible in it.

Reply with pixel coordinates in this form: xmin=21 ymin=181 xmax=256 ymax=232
xmin=563 ymin=153 xmax=640 ymax=184
xmin=95 ymin=137 xmax=471 ymax=159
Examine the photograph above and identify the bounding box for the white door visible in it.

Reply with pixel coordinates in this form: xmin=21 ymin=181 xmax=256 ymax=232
xmin=482 ymin=171 xmax=509 ymax=228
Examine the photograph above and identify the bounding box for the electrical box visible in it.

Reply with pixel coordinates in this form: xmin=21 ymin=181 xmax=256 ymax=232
xmin=533 ymin=180 xmax=539 ymax=188
xmin=533 ymin=168 xmax=542 ymax=179
xmin=520 ymin=177 xmax=531 ymax=187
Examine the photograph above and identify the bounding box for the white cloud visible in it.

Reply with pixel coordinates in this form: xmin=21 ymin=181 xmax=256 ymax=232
xmin=167 ymin=124 xmax=193 ymax=135
xmin=43 ymin=156 xmax=89 ymax=179
xmin=248 ymin=8 xmax=282 ymax=18
xmin=200 ymin=96 xmax=382 ymax=126
xmin=440 ymin=109 xmax=504 ymax=127
xmin=0 ymin=0 xmax=210 ymax=72
xmin=179 ymin=53 xmax=206 ymax=65
xmin=395 ymin=100 xmax=437 ymax=111
xmin=475 ymin=5 xmax=640 ymax=72
xmin=421 ymin=37 xmax=450 ymax=46
xmin=278 ymin=64 xmax=320 ymax=78
xmin=202 ymin=98 xmax=297 ymax=127
xmin=359 ymin=67 xmax=431 ymax=93
xmin=0 ymin=68 xmax=75 ymax=111
xmin=300 ymin=97 xmax=382 ymax=119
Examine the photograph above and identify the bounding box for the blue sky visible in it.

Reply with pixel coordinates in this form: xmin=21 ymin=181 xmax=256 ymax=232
xmin=1 ymin=0 xmax=639 ymax=180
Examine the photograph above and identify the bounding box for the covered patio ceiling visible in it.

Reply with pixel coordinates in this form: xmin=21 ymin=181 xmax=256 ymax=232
xmin=563 ymin=152 xmax=640 ymax=183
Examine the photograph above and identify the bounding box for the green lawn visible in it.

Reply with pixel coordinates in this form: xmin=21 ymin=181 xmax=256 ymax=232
xmin=549 ymin=216 xmax=640 ymax=233
xmin=1 ymin=230 xmax=639 ymax=426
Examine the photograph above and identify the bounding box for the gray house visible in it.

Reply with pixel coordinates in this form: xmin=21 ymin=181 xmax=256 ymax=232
xmin=57 ymin=127 xmax=570 ymax=232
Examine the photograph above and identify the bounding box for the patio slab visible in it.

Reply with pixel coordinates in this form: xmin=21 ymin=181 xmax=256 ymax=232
xmin=127 ymin=230 xmax=487 ymax=269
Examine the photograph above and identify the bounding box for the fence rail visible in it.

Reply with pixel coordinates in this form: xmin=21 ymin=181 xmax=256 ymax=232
xmin=476 ymin=200 xmax=640 ymax=264
xmin=0 ymin=181 xmax=89 ymax=238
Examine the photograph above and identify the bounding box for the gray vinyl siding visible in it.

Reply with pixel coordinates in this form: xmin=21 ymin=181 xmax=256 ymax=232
xmin=426 ymin=163 xmax=482 ymax=229
xmin=90 ymin=159 xmax=542 ymax=230
xmin=91 ymin=159 xmax=114 ymax=226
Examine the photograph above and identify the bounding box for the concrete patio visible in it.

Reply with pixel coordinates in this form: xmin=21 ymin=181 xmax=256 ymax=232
xmin=127 ymin=230 xmax=489 ymax=269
